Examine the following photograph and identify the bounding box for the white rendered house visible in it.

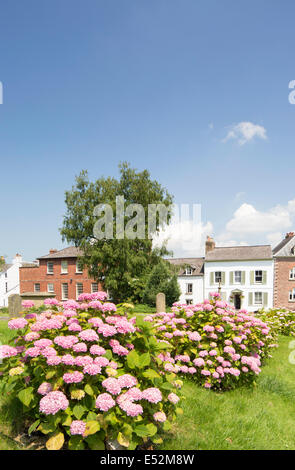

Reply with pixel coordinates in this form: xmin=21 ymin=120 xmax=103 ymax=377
xmin=167 ymin=258 xmax=204 ymax=305
xmin=204 ymin=243 xmax=274 ymax=312
xmin=0 ymin=254 xmax=37 ymax=307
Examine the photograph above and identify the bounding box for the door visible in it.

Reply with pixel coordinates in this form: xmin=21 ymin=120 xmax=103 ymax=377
xmin=234 ymin=294 xmax=241 ymax=310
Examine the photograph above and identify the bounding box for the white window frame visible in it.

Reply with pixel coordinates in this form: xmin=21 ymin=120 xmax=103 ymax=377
xmin=234 ymin=271 xmax=242 ymax=284
xmin=47 ymin=283 xmax=54 ymax=293
xmin=91 ymin=282 xmax=98 ymax=293
xmin=76 ymin=260 xmax=83 ymax=274
xmin=34 ymin=283 xmax=41 ymax=292
xmin=76 ymin=282 xmax=83 ymax=299
xmin=290 ymin=267 xmax=295 ymax=280
xmin=254 ymin=292 xmax=263 ymax=305
xmin=215 ymin=271 xmax=222 ymax=283
xmin=289 ymin=288 xmax=295 ymax=301
xmin=186 ymin=299 xmax=193 ymax=305
xmin=186 ymin=283 xmax=193 ymax=294
xmin=47 ymin=261 xmax=54 ymax=274
xmin=255 ymin=270 xmax=263 ymax=283
xmin=61 ymin=260 xmax=68 ymax=274
xmin=62 ymin=283 xmax=69 ymax=300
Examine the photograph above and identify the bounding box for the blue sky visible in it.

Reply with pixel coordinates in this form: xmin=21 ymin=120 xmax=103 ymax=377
xmin=1 ymin=0 xmax=295 ymax=261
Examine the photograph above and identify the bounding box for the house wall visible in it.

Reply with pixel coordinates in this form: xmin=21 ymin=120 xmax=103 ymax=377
xmin=177 ymin=275 xmax=204 ymax=304
xmin=20 ymin=258 xmax=100 ymax=301
xmin=274 ymin=257 xmax=295 ymax=309
xmin=204 ymin=259 xmax=274 ymax=312
xmin=0 ymin=258 xmax=23 ymax=307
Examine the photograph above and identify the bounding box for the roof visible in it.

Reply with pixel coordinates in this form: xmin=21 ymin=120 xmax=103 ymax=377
xmin=167 ymin=257 xmax=205 ymax=275
xmin=205 ymin=245 xmax=273 ymax=261
xmin=273 ymin=235 xmax=295 ymax=256
xmin=38 ymin=246 xmax=83 ymax=260
xmin=0 ymin=263 xmax=12 ymax=274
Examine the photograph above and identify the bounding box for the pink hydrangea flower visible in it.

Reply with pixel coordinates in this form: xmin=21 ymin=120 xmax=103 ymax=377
xmin=142 ymin=387 xmax=162 ymax=403
xmin=37 ymin=382 xmax=52 ymax=395
xmin=117 ymin=374 xmax=138 ymax=389
xmin=153 ymin=411 xmax=166 ymax=422
xmin=8 ymin=318 xmax=28 ymax=330
xmin=102 ymin=378 xmax=121 ymax=395
xmin=39 ymin=391 xmax=69 ymax=415
xmin=70 ymin=420 xmax=86 ymax=436
xmin=63 ymin=372 xmax=84 ymax=383
xmin=95 ymin=393 xmax=116 ymax=411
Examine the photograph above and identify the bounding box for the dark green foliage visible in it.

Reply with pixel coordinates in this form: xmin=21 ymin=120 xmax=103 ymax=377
xmin=143 ymin=261 xmax=181 ymax=307
xmin=60 ymin=162 xmax=174 ymax=303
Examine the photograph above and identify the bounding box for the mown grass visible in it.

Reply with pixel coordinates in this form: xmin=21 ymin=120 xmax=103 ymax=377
xmin=1 ymin=319 xmax=295 ymax=450
xmin=161 ymin=336 xmax=295 ymax=450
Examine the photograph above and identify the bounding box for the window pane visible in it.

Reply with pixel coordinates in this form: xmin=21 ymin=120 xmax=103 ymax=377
xmin=215 ymin=272 xmax=222 ymax=283
xmin=47 ymin=262 xmax=54 ymax=274
xmin=91 ymin=282 xmax=98 ymax=293
xmin=34 ymin=283 xmax=40 ymax=292
xmin=76 ymin=283 xmax=83 ymax=299
xmin=47 ymin=283 xmax=54 ymax=293
xmin=62 ymin=283 xmax=68 ymax=300
xmin=61 ymin=260 xmax=68 ymax=273
xmin=76 ymin=261 xmax=83 ymax=273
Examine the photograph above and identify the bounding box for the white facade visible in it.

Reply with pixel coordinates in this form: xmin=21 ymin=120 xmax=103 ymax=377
xmin=204 ymin=259 xmax=274 ymax=312
xmin=177 ymin=275 xmax=204 ymax=305
xmin=0 ymin=255 xmax=35 ymax=307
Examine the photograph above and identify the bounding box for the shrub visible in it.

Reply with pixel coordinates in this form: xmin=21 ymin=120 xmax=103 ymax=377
xmin=257 ymin=308 xmax=295 ymax=336
xmin=142 ymin=261 xmax=181 ymax=307
xmin=0 ymin=292 xmax=182 ymax=450
xmin=145 ymin=292 xmax=278 ymax=390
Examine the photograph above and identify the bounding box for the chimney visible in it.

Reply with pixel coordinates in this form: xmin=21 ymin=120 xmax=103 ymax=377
xmin=285 ymin=232 xmax=295 ymax=239
xmin=13 ymin=253 xmax=22 ymax=264
xmin=205 ymin=236 xmax=215 ymax=254
xmin=49 ymin=249 xmax=58 ymax=254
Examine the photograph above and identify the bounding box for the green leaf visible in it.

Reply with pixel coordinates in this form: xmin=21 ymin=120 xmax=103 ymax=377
xmin=73 ymin=404 xmax=86 ymax=420
xmin=45 ymin=370 xmax=56 ymax=380
xmin=84 ymin=420 xmax=100 ymax=436
xmin=37 ymin=421 xmax=56 ymax=435
xmin=62 ymin=415 xmax=72 ymax=427
xmin=46 ymin=432 xmax=65 ymax=450
xmin=138 ymin=352 xmax=150 ymax=368
xmin=117 ymin=432 xmax=130 ymax=448
xmin=127 ymin=349 xmax=140 ymax=369
xmin=84 ymin=384 xmax=94 ymax=396
xmin=145 ymin=423 xmax=157 ymax=436
xmin=143 ymin=369 xmax=161 ymax=379
xmin=28 ymin=419 xmax=40 ymax=435
xmin=68 ymin=436 xmax=85 ymax=450
xmin=85 ymin=435 xmax=105 ymax=450
xmin=134 ymin=424 xmax=150 ymax=437
xmin=18 ymin=387 xmax=34 ymax=407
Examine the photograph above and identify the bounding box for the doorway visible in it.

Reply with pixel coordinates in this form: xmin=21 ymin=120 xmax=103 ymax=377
xmin=234 ymin=293 xmax=241 ymax=310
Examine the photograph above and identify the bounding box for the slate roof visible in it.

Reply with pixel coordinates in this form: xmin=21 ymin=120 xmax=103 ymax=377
xmin=0 ymin=264 xmax=12 ymax=273
xmin=273 ymin=235 xmax=295 ymax=256
xmin=205 ymin=245 xmax=272 ymax=261
xmin=167 ymin=257 xmax=205 ymax=275
xmin=38 ymin=247 xmax=83 ymax=259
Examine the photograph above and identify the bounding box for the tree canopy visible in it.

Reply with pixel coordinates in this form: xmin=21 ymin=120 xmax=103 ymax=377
xmin=60 ymin=162 xmax=174 ymax=303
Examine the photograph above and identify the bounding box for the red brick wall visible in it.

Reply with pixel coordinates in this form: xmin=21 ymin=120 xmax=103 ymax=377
xmin=20 ymin=258 xmax=100 ymax=301
xmin=274 ymin=257 xmax=295 ymax=309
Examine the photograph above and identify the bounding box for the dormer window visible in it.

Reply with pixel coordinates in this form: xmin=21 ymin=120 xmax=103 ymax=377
xmin=291 ymin=246 xmax=295 ymax=255
xmin=185 ymin=267 xmax=193 ymax=275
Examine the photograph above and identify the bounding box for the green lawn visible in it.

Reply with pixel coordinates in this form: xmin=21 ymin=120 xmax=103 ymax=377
xmin=160 ymin=335 xmax=295 ymax=450
xmin=1 ymin=319 xmax=295 ymax=450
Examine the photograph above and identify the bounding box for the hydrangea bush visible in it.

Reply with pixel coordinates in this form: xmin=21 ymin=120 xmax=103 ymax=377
xmin=0 ymin=293 xmax=182 ymax=450
xmin=145 ymin=293 xmax=278 ymax=390
xmin=257 ymin=308 xmax=295 ymax=337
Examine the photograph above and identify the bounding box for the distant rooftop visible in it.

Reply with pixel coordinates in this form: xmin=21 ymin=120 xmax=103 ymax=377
xmin=205 ymin=245 xmax=272 ymax=261
xmin=38 ymin=246 xmax=83 ymax=259
xmin=167 ymin=257 xmax=205 ymax=275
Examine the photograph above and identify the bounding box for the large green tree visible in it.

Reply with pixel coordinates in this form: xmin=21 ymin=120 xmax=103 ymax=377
xmin=60 ymin=162 xmax=174 ymax=302
xmin=142 ymin=260 xmax=181 ymax=307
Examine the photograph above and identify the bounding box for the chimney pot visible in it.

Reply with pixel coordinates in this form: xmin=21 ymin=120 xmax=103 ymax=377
xmin=49 ymin=249 xmax=58 ymax=254
xmin=205 ymin=236 xmax=216 ymax=254
xmin=285 ymin=232 xmax=295 ymax=239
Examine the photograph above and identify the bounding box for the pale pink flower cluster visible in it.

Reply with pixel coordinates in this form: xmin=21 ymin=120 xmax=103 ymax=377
xmin=8 ymin=318 xmax=28 ymax=330
xmin=39 ymin=391 xmax=69 ymax=415
xmin=142 ymin=387 xmax=162 ymax=403
xmin=78 ymin=329 xmax=99 ymax=342
xmin=95 ymin=393 xmax=116 ymax=411
xmin=70 ymin=420 xmax=86 ymax=436
xmin=102 ymin=377 xmax=121 ymax=395
xmin=63 ymin=371 xmax=84 ymax=383
xmin=37 ymin=382 xmax=52 ymax=395
xmin=54 ymin=335 xmax=78 ymax=348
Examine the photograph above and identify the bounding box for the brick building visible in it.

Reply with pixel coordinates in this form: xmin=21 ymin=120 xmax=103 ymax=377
xmin=20 ymin=247 xmax=101 ymax=301
xmin=273 ymin=232 xmax=295 ymax=309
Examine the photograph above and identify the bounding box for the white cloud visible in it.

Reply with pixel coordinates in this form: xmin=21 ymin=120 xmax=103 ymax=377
xmin=153 ymin=219 xmax=213 ymax=257
xmin=223 ymin=121 xmax=267 ymax=145
xmin=225 ymin=202 xmax=292 ymax=234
